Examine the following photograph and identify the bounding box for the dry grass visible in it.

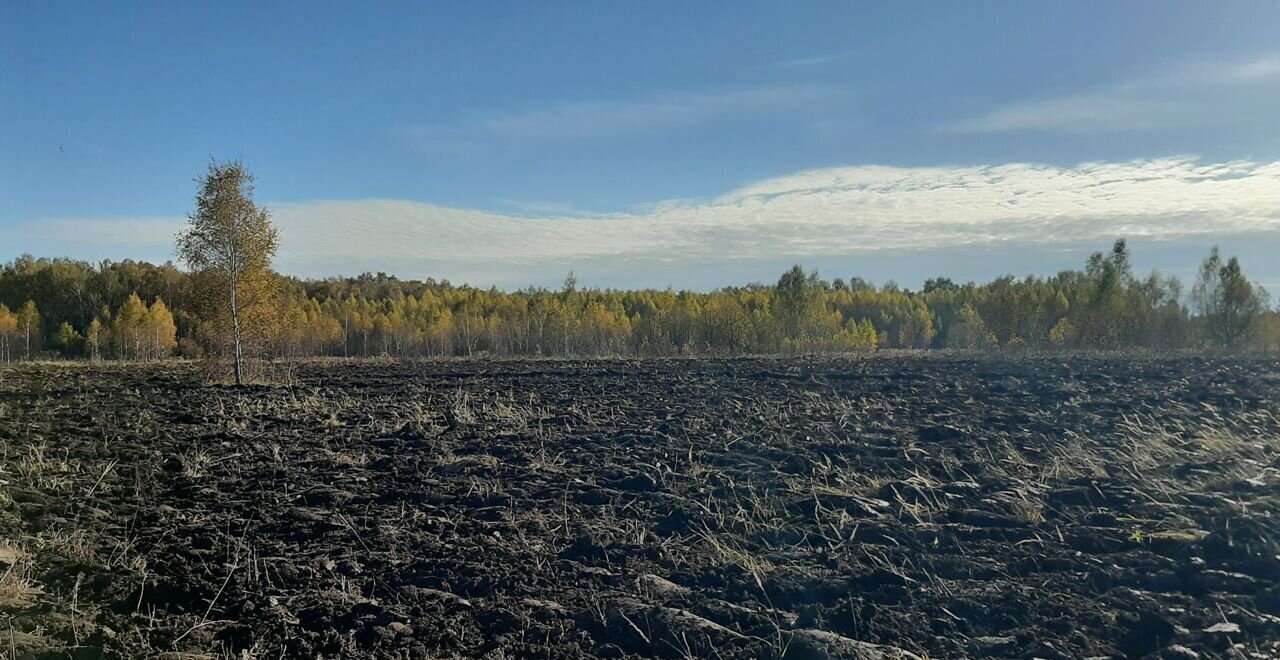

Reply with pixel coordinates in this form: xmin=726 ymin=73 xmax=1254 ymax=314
xmin=178 ymin=450 xmax=214 ymax=479
xmin=528 ymin=446 xmax=568 ymax=473
xmin=0 ymin=542 xmax=41 ymax=609
xmin=695 ymin=529 xmax=774 ymax=589
xmin=6 ymin=442 xmax=81 ymax=493
xmin=1002 ymin=489 xmax=1046 ymax=524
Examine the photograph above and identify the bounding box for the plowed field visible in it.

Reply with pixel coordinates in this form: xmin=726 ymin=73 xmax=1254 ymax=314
xmin=1 ymin=357 xmax=1278 ymax=658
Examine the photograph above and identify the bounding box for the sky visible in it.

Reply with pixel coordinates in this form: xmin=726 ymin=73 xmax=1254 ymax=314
xmin=3 ymin=2 xmax=1280 ymax=291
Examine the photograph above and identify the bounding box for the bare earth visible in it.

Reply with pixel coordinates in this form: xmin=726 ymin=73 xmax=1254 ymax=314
xmin=1 ymin=356 xmax=1278 ymax=659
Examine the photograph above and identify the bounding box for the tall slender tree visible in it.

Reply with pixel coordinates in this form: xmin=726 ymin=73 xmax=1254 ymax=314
xmin=0 ymin=304 xmax=15 ymax=363
xmin=146 ymin=297 xmax=178 ymax=360
xmin=113 ymin=292 xmax=147 ymax=360
xmin=776 ymin=265 xmax=819 ymax=338
xmin=16 ymin=300 xmax=41 ymax=360
xmin=177 ymin=161 xmax=280 ymax=384
xmin=1193 ymin=247 xmax=1263 ymax=347
xmin=85 ymin=317 xmax=103 ymax=362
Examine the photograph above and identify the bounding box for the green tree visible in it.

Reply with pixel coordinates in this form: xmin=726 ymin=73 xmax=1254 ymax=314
xmin=1193 ymin=247 xmax=1264 ymax=347
xmin=897 ymin=301 xmax=936 ymax=348
xmin=946 ymin=303 xmax=995 ymax=349
xmin=53 ymin=322 xmax=83 ymax=356
xmin=1079 ymin=239 xmax=1134 ymax=346
xmin=776 ymin=266 xmax=811 ymax=337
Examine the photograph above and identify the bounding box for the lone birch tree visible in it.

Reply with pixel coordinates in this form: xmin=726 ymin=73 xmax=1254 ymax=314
xmin=177 ymin=160 xmax=279 ymax=385
xmin=17 ymin=301 xmax=41 ymax=360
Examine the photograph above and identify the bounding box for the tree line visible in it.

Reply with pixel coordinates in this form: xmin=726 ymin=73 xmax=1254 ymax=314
xmin=3 ymin=162 xmax=1276 ymax=365
xmin=2 ymin=238 xmax=1275 ymax=362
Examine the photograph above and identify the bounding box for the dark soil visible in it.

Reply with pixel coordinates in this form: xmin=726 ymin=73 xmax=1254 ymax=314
xmin=1 ymin=356 xmax=1279 ymax=658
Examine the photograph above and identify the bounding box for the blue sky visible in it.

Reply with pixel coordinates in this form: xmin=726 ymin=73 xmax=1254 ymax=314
xmin=4 ymin=2 xmax=1280 ymax=290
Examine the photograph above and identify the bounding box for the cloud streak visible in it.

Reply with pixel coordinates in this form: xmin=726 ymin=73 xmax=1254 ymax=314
xmin=774 ymin=53 xmax=846 ymax=68
xmin=947 ymin=54 xmax=1280 ymax=134
xmin=249 ymin=157 xmax=1280 ymax=287
xmin=22 ymin=157 xmax=1278 ymax=287
xmin=1223 ymin=55 xmax=1280 ymax=83
xmin=26 ymin=218 xmax=185 ymax=246
xmin=404 ymin=84 xmax=851 ymax=148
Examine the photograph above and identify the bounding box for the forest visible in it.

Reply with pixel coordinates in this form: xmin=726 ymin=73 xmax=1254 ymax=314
xmin=0 ymin=239 xmax=1275 ymax=361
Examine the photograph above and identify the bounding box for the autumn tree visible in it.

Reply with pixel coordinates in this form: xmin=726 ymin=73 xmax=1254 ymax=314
xmin=1048 ymin=317 xmax=1076 ymax=346
xmin=701 ymin=296 xmax=753 ymax=354
xmin=113 ymin=292 xmax=147 ymax=360
xmin=177 ymin=160 xmax=280 ymax=384
xmin=146 ymin=297 xmax=178 ymax=359
xmin=85 ymin=317 xmax=104 ymax=361
xmin=7 ymin=238 xmax=1277 ymax=358
xmin=832 ymin=318 xmax=878 ymax=352
xmin=16 ymin=300 xmax=41 ymax=360
xmin=0 ymin=304 xmax=15 ymax=363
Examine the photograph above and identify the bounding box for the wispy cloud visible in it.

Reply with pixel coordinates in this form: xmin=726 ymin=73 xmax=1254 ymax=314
xmin=25 ymin=218 xmax=184 ymax=246
xmin=404 ymin=84 xmax=851 ymax=148
xmin=1223 ymin=55 xmax=1280 ymax=82
xmin=495 ymin=199 xmax=583 ymax=216
xmin=946 ymin=94 xmax=1188 ymax=134
xmin=774 ymin=53 xmax=846 ymax=68
xmin=947 ymin=54 xmax=1280 ymax=134
xmin=248 ymin=157 xmax=1280 ymax=276
xmin=20 ymin=157 xmax=1280 ymax=287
